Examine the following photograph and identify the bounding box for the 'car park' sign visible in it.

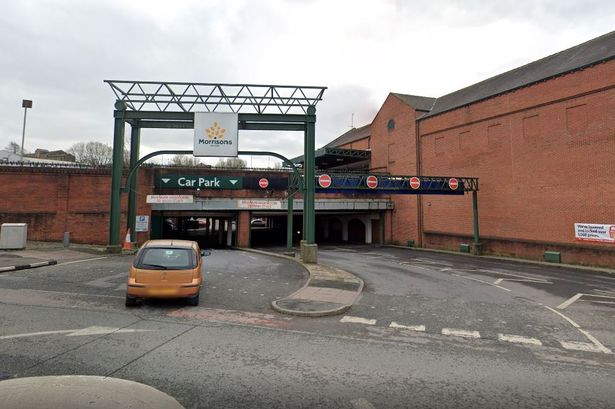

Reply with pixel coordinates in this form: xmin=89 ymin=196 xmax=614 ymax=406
xmin=156 ymin=176 xmax=242 ymax=189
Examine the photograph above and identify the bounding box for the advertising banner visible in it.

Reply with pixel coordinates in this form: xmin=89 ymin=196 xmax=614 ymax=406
xmin=574 ymin=223 xmax=615 ymax=243
xmin=193 ymin=112 xmax=238 ymax=157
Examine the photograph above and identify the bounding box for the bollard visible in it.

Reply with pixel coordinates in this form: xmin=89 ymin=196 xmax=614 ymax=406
xmin=63 ymin=232 xmax=70 ymax=247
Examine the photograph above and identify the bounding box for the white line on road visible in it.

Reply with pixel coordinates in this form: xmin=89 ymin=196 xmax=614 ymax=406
xmin=544 ymin=305 xmax=612 ymax=354
xmin=478 ymin=269 xmax=551 ymax=283
xmin=58 ymin=257 xmax=108 ymax=265
xmin=0 ymin=326 xmax=151 ymax=340
xmin=560 ymin=341 xmax=606 ymax=353
xmin=389 ymin=322 xmax=425 ymax=332
xmin=350 ymin=398 xmax=377 ymax=409
xmin=340 ymin=316 xmax=377 ymax=325
xmin=441 ymin=328 xmax=481 ymax=338
xmin=497 ymin=334 xmax=542 ymax=346
xmin=16 ymin=289 xmax=124 ymax=299
xmin=452 ymin=274 xmax=511 ymax=292
xmin=557 ymin=293 xmax=584 ymax=310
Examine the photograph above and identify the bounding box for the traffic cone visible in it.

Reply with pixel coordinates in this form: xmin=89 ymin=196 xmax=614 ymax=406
xmin=122 ymin=228 xmax=132 ymax=251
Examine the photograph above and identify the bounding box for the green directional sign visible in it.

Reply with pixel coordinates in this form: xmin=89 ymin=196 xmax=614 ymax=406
xmin=156 ymin=175 xmax=242 ymax=189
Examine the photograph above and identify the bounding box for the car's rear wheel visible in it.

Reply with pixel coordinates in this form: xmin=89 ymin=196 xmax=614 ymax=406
xmin=186 ymin=292 xmax=200 ymax=306
xmin=125 ymin=294 xmax=139 ymax=307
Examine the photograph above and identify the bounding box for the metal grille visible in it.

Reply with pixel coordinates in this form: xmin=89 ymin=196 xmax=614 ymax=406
xmin=105 ymin=81 xmax=327 ymax=114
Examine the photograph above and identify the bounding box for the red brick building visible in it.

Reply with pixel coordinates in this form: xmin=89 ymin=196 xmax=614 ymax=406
xmin=1 ymin=31 xmax=613 ymax=267
xmin=325 ymin=31 xmax=615 ymax=266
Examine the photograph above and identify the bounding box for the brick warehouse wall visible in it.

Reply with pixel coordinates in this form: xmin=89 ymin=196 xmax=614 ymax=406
xmin=369 ymin=94 xmax=422 ymax=245
xmin=0 ymin=167 xmax=124 ymax=244
xmin=418 ymin=59 xmax=615 ymax=266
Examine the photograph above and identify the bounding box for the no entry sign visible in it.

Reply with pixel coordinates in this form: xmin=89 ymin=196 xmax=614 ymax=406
xmin=258 ymin=178 xmax=269 ymax=189
xmin=366 ymin=175 xmax=378 ymax=189
xmin=409 ymin=177 xmax=421 ymax=190
xmin=448 ymin=178 xmax=459 ymax=190
xmin=318 ymin=174 xmax=332 ymax=188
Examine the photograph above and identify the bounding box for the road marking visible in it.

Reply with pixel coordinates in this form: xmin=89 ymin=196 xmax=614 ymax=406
xmin=478 ymin=269 xmax=551 ymax=283
xmin=441 ymin=328 xmax=480 ymax=338
xmin=452 ymin=273 xmax=511 ymax=292
xmin=340 ymin=316 xmax=376 ymax=325
xmin=557 ymin=293 xmax=615 ymax=309
xmin=14 ymin=289 xmax=124 ymax=299
xmin=498 ymin=334 xmax=542 ymax=346
xmin=544 ymin=305 xmax=612 ymax=354
xmin=0 ymin=326 xmax=151 ymax=340
xmin=560 ymin=341 xmax=606 ymax=353
xmin=58 ymin=257 xmax=108 ymax=265
xmin=389 ymin=322 xmax=425 ymax=332
xmin=557 ymin=293 xmax=584 ymax=310
xmin=350 ymin=398 xmax=377 ymax=409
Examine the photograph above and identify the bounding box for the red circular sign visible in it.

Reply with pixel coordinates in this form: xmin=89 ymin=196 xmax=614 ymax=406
xmin=448 ymin=178 xmax=459 ymax=190
xmin=258 ymin=178 xmax=269 ymax=189
xmin=366 ymin=175 xmax=378 ymax=189
xmin=318 ymin=174 xmax=332 ymax=188
xmin=410 ymin=177 xmax=421 ymax=190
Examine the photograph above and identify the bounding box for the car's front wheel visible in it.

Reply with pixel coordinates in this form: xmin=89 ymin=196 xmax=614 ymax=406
xmin=186 ymin=292 xmax=200 ymax=306
xmin=125 ymin=294 xmax=139 ymax=307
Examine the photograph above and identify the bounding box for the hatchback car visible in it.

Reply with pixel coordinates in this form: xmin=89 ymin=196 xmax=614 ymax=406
xmin=125 ymin=240 xmax=208 ymax=307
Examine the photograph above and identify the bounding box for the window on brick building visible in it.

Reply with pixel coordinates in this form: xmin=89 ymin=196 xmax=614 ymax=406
xmin=387 ymin=119 xmax=395 ymax=131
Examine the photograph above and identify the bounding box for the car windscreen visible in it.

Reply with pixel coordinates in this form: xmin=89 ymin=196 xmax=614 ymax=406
xmin=135 ymin=247 xmax=196 ymax=270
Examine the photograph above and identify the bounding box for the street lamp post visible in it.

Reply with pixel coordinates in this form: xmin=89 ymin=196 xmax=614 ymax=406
xmin=20 ymin=99 xmax=32 ymax=161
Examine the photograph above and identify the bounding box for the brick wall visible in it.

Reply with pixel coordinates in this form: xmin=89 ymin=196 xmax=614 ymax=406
xmin=0 ymin=168 xmax=119 ymax=244
xmin=418 ymin=60 xmax=615 ymax=265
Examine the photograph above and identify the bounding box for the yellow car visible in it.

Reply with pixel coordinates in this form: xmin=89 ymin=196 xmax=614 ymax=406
xmin=126 ymin=240 xmax=208 ymax=307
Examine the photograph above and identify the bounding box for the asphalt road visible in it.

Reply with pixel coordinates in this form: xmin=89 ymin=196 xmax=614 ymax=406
xmin=1 ymin=246 xmax=614 ymax=408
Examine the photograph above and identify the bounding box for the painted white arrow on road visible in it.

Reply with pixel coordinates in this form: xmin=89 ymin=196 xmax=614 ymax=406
xmin=0 ymin=326 xmax=152 ymax=340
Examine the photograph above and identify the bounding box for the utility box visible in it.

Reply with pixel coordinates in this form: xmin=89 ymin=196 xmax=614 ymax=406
xmin=544 ymin=251 xmax=561 ymax=263
xmin=0 ymin=223 xmax=27 ymax=250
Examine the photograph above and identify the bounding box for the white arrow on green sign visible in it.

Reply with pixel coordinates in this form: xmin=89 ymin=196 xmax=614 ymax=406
xmin=156 ymin=175 xmax=243 ymax=189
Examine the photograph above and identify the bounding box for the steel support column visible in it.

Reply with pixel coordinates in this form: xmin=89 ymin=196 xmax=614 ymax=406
xmin=304 ymin=106 xmax=316 ymax=244
xmin=127 ymin=124 xmax=140 ymax=240
xmin=286 ymin=196 xmax=294 ymax=254
xmin=107 ymin=103 xmax=126 ymax=251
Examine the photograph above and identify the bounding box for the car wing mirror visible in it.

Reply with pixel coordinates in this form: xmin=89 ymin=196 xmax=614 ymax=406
xmin=201 ymin=250 xmax=212 ymax=257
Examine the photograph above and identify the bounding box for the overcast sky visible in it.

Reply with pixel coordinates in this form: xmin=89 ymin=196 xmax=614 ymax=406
xmin=1 ymin=0 xmax=613 ymax=166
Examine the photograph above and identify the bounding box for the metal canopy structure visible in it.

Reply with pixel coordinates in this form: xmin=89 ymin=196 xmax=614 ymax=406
xmin=293 ymin=147 xmax=370 ymax=170
xmin=105 ymin=80 xmax=326 ymax=114
xmin=105 ymin=80 xmax=326 ymax=260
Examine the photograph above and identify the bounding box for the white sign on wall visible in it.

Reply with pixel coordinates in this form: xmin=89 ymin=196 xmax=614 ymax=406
xmin=574 ymin=223 xmax=615 ymax=243
xmin=238 ymin=200 xmax=283 ymax=209
xmin=146 ymin=195 xmax=194 ymax=204
xmin=135 ymin=215 xmax=149 ymax=232
xmin=193 ymin=112 xmax=239 ymax=157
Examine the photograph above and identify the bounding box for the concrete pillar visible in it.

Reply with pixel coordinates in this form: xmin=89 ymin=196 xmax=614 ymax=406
xmin=364 ymin=217 xmax=373 ymax=244
xmin=341 ymin=218 xmax=349 ymax=242
xmin=226 ymin=220 xmax=233 ymax=247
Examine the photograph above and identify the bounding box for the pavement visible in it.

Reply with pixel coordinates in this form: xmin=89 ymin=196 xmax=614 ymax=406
xmin=241 ymin=248 xmax=364 ymax=317
xmin=0 ymin=241 xmax=107 ymax=272
xmin=0 ymin=375 xmax=184 ymax=409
